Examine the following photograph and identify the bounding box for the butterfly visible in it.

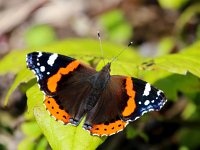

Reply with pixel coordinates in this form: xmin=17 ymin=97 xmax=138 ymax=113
xmin=26 ymin=51 xmax=166 ymax=136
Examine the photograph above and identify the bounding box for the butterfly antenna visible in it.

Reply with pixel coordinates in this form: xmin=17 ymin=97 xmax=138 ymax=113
xmin=97 ymin=31 xmax=105 ymax=65
xmin=111 ymin=41 xmax=133 ymax=63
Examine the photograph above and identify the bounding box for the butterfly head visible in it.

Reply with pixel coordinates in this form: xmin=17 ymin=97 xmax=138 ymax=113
xmin=101 ymin=62 xmax=111 ymax=73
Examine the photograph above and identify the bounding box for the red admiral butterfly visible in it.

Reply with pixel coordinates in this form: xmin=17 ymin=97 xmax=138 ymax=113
xmin=26 ymin=51 xmax=166 ymax=136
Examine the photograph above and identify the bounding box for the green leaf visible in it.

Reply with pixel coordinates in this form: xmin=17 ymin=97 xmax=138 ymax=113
xmin=137 ymin=41 xmax=200 ymax=100
xmin=26 ymin=84 xmax=43 ymax=116
xmin=154 ymin=41 xmax=200 ymax=78
xmin=18 ymin=137 xmax=35 ymax=150
xmin=4 ymin=69 xmax=34 ymax=106
xmin=18 ymin=136 xmax=47 ymax=150
xmin=141 ymin=68 xmax=200 ymax=100
xmin=36 ymin=137 xmax=48 ymax=150
xmin=0 ymin=39 xmax=140 ymax=75
xmin=153 ymin=73 xmax=200 ymax=100
xmin=21 ymin=121 xmax=42 ymax=138
xmin=0 ymin=51 xmax=28 ymax=74
xmin=97 ymin=60 xmax=139 ymax=77
xmin=27 ymin=84 xmax=106 ymax=150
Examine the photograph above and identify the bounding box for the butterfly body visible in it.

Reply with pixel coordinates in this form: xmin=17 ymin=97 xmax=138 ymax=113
xmin=26 ymin=51 xmax=167 ymax=136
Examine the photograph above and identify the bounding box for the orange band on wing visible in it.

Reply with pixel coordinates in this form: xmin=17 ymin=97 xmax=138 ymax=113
xmin=122 ymin=77 xmax=136 ymax=117
xmin=44 ymin=96 xmax=70 ymax=123
xmin=47 ymin=60 xmax=80 ymax=92
xmin=89 ymin=120 xmax=128 ymax=136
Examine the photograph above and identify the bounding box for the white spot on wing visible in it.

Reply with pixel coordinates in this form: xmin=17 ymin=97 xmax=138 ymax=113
xmin=38 ymin=52 xmax=42 ymax=57
xmin=157 ymin=90 xmax=162 ymax=96
xmin=40 ymin=66 xmax=45 ymax=72
xmin=143 ymin=83 xmax=151 ymax=96
xmin=144 ymin=100 xmax=150 ymax=106
xmin=47 ymin=54 xmax=58 ymax=66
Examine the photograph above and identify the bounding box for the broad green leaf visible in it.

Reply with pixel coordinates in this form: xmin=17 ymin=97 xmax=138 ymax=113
xmin=141 ymin=67 xmax=200 ymax=100
xmin=96 ymin=60 xmax=139 ymax=77
xmin=4 ymin=69 xmax=34 ymax=106
xmin=153 ymin=73 xmax=200 ymax=100
xmin=0 ymin=50 xmax=28 ymax=74
xmin=154 ymin=41 xmax=200 ymax=78
xmin=18 ymin=136 xmax=48 ymax=150
xmin=21 ymin=121 xmax=42 ymax=138
xmin=27 ymin=84 xmax=106 ymax=150
xmin=18 ymin=137 xmax=35 ymax=150
xmin=0 ymin=39 xmax=140 ymax=75
xmin=36 ymin=137 xmax=48 ymax=150
xmin=26 ymin=84 xmax=43 ymax=116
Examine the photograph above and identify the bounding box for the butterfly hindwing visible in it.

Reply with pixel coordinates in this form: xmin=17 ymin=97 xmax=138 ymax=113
xmin=44 ymin=96 xmax=71 ymax=124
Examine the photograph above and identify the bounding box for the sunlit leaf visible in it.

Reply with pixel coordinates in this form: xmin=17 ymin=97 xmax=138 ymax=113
xmin=36 ymin=137 xmax=48 ymax=150
xmin=0 ymin=39 xmax=139 ymax=75
xmin=21 ymin=121 xmax=42 ymax=138
xmin=4 ymin=69 xmax=34 ymax=106
xmin=18 ymin=137 xmax=35 ymax=150
xmin=154 ymin=41 xmax=200 ymax=77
